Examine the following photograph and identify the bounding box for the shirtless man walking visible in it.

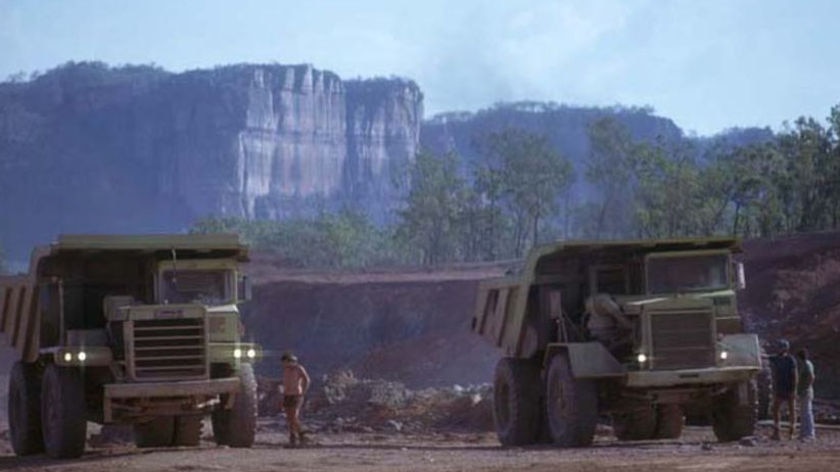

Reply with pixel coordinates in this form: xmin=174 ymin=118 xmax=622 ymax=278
xmin=281 ymin=352 xmax=310 ymax=446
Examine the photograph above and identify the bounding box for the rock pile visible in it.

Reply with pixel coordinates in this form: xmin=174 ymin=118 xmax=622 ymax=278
xmin=260 ymin=370 xmax=493 ymax=434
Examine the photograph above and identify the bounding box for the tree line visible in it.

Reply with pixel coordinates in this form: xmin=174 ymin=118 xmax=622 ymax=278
xmin=192 ymin=104 xmax=840 ymax=268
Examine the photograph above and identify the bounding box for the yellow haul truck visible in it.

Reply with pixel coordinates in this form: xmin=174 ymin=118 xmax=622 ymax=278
xmin=0 ymin=234 xmax=261 ymax=458
xmin=472 ymin=238 xmax=762 ymax=447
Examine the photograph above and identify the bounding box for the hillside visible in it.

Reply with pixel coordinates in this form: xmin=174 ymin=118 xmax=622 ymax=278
xmin=420 ymin=103 xmax=773 ymax=199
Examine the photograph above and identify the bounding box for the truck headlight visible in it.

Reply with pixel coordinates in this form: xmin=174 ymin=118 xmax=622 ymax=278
xmin=233 ymin=348 xmax=243 ymax=359
xmin=637 ymin=353 xmax=647 ymax=364
xmin=56 ymin=347 xmax=112 ymax=366
xmin=719 ymin=350 xmax=729 ymax=360
xmin=246 ymin=348 xmax=256 ymax=359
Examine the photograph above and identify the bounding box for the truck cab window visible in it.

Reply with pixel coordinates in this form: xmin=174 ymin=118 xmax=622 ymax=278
xmin=647 ymin=253 xmax=729 ymax=294
xmin=161 ymin=270 xmax=231 ymax=304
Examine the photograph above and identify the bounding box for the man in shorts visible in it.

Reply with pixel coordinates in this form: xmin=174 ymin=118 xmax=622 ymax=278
xmin=281 ymin=352 xmax=310 ymax=446
xmin=769 ymin=339 xmax=798 ymax=440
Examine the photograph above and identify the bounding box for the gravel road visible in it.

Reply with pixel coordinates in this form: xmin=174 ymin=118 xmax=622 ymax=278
xmin=1 ymin=421 xmax=839 ymax=472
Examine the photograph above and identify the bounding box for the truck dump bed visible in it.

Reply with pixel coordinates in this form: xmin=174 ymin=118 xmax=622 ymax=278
xmin=0 ymin=272 xmax=40 ymax=362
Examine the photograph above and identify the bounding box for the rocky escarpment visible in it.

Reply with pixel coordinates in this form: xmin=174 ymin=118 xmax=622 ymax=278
xmin=420 ymin=104 xmax=680 ymax=202
xmin=0 ymin=62 xmax=422 ymax=260
xmin=420 ymin=103 xmax=773 ymax=201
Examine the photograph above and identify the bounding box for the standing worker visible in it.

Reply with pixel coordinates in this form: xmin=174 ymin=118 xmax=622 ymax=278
xmin=796 ymin=348 xmax=816 ymax=441
xmin=769 ymin=339 xmax=798 ymax=440
xmin=281 ymin=352 xmax=311 ymax=447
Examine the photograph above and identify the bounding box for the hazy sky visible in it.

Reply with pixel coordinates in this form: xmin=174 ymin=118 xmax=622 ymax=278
xmin=1 ymin=0 xmax=838 ymax=135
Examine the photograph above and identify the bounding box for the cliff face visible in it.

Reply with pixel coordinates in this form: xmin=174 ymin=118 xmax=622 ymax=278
xmin=0 ymin=63 xmax=423 ymax=260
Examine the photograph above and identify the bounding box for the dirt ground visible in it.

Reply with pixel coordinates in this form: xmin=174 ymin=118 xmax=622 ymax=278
xmin=0 ymin=421 xmax=838 ymax=472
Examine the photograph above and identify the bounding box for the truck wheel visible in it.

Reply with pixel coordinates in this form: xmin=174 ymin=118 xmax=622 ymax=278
xmin=612 ymin=405 xmax=656 ymax=440
xmin=492 ymin=357 xmax=541 ymax=446
xmin=212 ymin=363 xmax=257 ymax=447
xmin=8 ymin=362 xmax=44 ymax=455
xmin=41 ymin=364 xmax=87 ymax=458
xmin=133 ymin=417 xmax=175 ymax=447
xmin=712 ymin=380 xmax=757 ymax=442
xmin=654 ymin=404 xmax=684 ymax=439
xmin=172 ymin=416 xmax=203 ymax=447
xmin=545 ymin=352 xmax=597 ymax=447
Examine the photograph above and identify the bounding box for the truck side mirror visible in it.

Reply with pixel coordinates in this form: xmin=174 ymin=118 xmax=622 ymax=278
xmin=238 ymin=275 xmax=252 ymax=302
xmin=734 ymin=262 xmax=746 ymax=290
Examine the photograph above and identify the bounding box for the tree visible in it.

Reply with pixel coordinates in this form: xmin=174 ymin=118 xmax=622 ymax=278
xmin=475 ymin=129 xmax=574 ymax=255
xmin=395 ymin=150 xmax=468 ymax=265
xmin=629 ymin=138 xmax=712 ymax=238
xmin=584 ymin=117 xmax=636 ymax=238
xmin=190 ymin=211 xmax=389 ymax=269
xmin=320 ymin=208 xmax=389 ymax=268
xmin=472 ymin=155 xmax=509 ymax=260
xmin=776 ymin=117 xmax=836 ymax=232
xmin=702 ymin=143 xmax=787 ymax=238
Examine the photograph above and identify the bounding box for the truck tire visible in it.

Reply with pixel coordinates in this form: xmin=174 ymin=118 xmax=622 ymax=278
xmin=654 ymin=404 xmax=684 ymax=439
xmin=492 ymin=357 xmax=541 ymax=446
xmin=545 ymin=352 xmax=597 ymax=447
xmin=712 ymin=380 xmax=757 ymax=442
xmin=133 ymin=417 xmax=175 ymax=447
xmin=212 ymin=363 xmax=257 ymax=447
xmin=172 ymin=416 xmax=202 ymax=447
xmin=612 ymin=405 xmax=656 ymax=441
xmin=8 ymin=362 xmax=44 ymax=455
xmin=41 ymin=364 xmax=87 ymax=458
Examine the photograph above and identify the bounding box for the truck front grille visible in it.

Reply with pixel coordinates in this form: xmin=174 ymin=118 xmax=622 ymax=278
xmin=649 ymin=309 xmax=715 ymax=370
xmin=130 ymin=318 xmax=208 ymax=381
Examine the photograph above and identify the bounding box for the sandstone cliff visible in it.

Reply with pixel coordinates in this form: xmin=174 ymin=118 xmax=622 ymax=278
xmin=0 ymin=62 xmax=422 ymax=260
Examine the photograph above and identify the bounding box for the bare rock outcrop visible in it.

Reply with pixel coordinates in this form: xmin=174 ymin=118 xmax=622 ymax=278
xmin=0 ymin=62 xmax=422 ymax=260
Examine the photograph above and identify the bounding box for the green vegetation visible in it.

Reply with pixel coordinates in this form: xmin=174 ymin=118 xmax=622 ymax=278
xmin=394 ymin=150 xmax=469 ymax=265
xmin=191 ymin=209 xmax=395 ymax=269
xmin=473 ymin=129 xmax=574 ymax=257
xmin=192 ymin=104 xmax=840 ymax=268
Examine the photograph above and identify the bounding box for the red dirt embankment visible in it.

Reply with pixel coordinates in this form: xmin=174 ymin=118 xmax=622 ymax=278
xmin=740 ymin=231 xmax=840 ymax=397
xmin=244 ymin=260 xmax=507 ymax=388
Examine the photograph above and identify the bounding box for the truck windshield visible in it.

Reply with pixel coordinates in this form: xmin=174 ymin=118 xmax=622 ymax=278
xmin=161 ymin=270 xmax=232 ymax=304
xmin=647 ymin=253 xmax=729 ymax=294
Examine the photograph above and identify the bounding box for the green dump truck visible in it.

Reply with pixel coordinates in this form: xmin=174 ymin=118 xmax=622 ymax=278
xmin=472 ymin=238 xmax=761 ymax=446
xmin=0 ymin=234 xmax=261 ymax=458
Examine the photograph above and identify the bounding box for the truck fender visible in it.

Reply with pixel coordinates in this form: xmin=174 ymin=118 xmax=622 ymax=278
xmin=544 ymin=342 xmax=626 ymax=379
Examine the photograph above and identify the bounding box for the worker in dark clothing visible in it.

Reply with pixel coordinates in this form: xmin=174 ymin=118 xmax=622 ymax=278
xmin=768 ymin=339 xmax=798 ymax=440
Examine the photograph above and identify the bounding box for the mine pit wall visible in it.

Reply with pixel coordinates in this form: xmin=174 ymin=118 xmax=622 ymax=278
xmin=244 ymin=278 xmax=498 ymax=388
xmin=740 ymin=232 xmax=840 ymax=398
